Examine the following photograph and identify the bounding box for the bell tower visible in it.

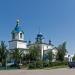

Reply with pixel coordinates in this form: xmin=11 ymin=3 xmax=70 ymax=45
xmin=11 ymin=20 xmax=24 ymax=41
xmin=9 ymin=20 xmax=27 ymax=50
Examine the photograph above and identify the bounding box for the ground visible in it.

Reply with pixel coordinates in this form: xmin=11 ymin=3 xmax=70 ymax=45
xmin=0 ymin=68 xmax=75 ymax=75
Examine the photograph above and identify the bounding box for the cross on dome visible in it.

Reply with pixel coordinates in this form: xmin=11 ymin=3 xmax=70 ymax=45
xmin=16 ymin=19 xmax=20 ymax=26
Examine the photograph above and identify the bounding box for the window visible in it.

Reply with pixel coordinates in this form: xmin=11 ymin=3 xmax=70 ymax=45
xmin=20 ymin=33 xmax=22 ymax=38
xmin=12 ymin=33 xmax=15 ymax=39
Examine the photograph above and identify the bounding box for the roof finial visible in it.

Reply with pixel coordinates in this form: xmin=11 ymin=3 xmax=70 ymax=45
xmin=16 ymin=19 xmax=20 ymax=26
xmin=38 ymin=26 xmax=41 ymax=34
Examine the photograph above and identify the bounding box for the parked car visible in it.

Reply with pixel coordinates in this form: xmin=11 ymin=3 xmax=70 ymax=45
xmin=68 ymin=62 xmax=75 ymax=68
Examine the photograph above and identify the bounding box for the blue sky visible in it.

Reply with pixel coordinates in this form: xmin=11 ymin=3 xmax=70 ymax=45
xmin=0 ymin=0 xmax=75 ymax=54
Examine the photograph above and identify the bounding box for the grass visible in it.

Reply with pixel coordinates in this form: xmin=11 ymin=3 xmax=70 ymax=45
xmin=27 ymin=65 xmax=68 ymax=70
xmin=44 ymin=65 xmax=68 ymax=70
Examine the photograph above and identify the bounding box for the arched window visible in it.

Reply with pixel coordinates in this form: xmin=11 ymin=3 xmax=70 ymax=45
xmin=20 ymin=33 xmax=22 ymax=38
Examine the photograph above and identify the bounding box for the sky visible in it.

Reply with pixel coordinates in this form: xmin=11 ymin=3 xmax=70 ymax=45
xmin=0 ymin=0 xmax=75 ymax=54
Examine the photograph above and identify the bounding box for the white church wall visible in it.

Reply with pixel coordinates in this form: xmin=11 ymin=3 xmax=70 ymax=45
xmin=9 ymin=41 xmax=17 ymax=49
xmin=39 ymin=44 xmax=58 ymax=61
xmin=17 ymin=41 xmax=27 ymax=49
xmin=41 ymin=44 xmax=54 ymax=51
xmin=9 ymin=41 xmax=27 ymax=50
xmin=14 ymin=33 xmax=19 ymax=40
xmin=47 ymin=45 xmax=54 ymax=49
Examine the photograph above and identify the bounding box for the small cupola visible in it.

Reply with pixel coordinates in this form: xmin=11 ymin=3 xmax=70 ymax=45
xmin=49 ymin=40 xmax=52 ymax=45
xmin=35 ymin=32 xmax=44 ymax=44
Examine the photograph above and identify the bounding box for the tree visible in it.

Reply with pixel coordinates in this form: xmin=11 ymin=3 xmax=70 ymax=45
xmin=29 ymin=45 xmax=41 ymax=62
xmin=56 ymin=50 xmax=64 ymax=61
xmin=56 ymin=42 xmax=67 ymax=62
xmin=28 ymin=45 xmax=43 ymax=69
xmin=0 ymin=41 xmax=8 ymax=67
xmin=11 ymin=48 xmax=23 ymax=67
xmin=47 ymin=50 xmax=53 ymax=62
xmin=72 ymin=54 xmax=75 ymax=62
xmin=22 ymin=53 xmax=30 ymax=64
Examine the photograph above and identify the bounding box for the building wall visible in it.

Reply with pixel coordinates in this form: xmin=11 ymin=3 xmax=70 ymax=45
xmin=41 ymin=44 xmax=54 ymax=50
xmin=17 ymin=41 xmax=27 ymax=49
xmin=39 ymin=44 xmax=58 ymax=61
xmin=9 ymin=41 xmax=27 ymax=49
xmin=9 ymin=41 xmax=17 ymax=49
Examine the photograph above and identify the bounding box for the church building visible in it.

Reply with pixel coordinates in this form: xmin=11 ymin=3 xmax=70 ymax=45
xmin=9 ymin=20 xmax=58 ymax=62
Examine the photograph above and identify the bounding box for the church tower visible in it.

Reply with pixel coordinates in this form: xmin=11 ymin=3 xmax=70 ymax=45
xmin=9 ymin=20 xmax=27 ymax=50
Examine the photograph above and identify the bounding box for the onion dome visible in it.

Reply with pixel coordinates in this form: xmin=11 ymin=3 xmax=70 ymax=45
xmin=11 ymin=20 xmax=24 ymax=33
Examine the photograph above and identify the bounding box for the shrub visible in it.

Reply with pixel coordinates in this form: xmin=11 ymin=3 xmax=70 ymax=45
xmin=36 ymin=61 xmax=43 ymax=69
xmin=48 ymin=61 xmax=68 ymax=67
xmin=28 ymin=61 xmax=43 ymax=69
xmin=28 ymin=62 xmax=36 ymax=69
xmin=43 ymin=61 xmax=49 ymax=67
xmin=28 ymin=61 xmax=68 ymax=69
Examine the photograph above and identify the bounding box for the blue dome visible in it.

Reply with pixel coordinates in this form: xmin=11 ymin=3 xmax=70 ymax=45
xmin=12 ymin=24 xmax=24 ymax=33
xmin=11 ymin=20 xmax=24 ymax=33
xmin=37 ymin=32 xmax=43 ymax=37
xmin=12 ymin=22 xmax=24 ymax=33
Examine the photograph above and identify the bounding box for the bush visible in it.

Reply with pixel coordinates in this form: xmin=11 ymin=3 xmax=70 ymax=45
xmin=28 ymin=61 xmax=68 ymax=69
xmin=28 ymin=62 xmax=36 ymax=69
xmin=48 ymin=61 xmax=68 ymax=67
xmin=43 ymin=61 xmax=49 ymax=67
xmin=28 ymin=61 xmax=43 ymax=69
xmin=36 ymin=61 xmax=43 ymax=69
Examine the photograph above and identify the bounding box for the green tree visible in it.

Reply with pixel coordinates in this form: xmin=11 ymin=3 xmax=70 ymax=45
xmin=47 ymin=50 xmax=53 ymax=62
xmin=72 ymin=54 xmax=75 ymax=62
xmin=56 ymin=50 xmax=64 ymax=61
xmin=0 ymin=41 xmax=8 ymax=67
xmin=11 ymin=48 xmax=23 ymax=67
xmin=22 ymin=53 xmax=30 ymax=65
xmin=56 ymin=42 xmax=67 ymax=62
xmin=29 ymin=45 xmax=41 ymax=62
xmin=28 ymin=45 xmax=43 ymax=69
